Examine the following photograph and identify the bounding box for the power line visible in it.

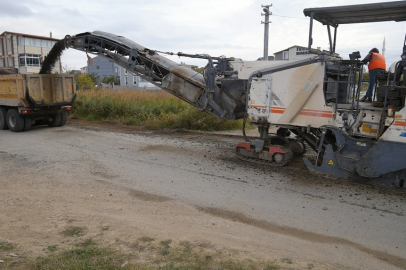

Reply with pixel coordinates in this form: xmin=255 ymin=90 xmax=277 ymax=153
xmin=273 ymin=14 xmax=307 ymax=19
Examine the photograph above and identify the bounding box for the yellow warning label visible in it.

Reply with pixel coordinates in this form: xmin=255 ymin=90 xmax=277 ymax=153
xmin=328 ymin=160 xmax=334 ymax=166
xmin=361 ymin=123 xmax=377 ymax=134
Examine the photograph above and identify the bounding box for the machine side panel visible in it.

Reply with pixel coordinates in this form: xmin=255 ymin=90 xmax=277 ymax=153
xmin=248 ymin=62 xmax=333 ymax=128
xmin=356 ymin=140 xmax=406 ymax=177
xmin=380 ymin=108 xmax=406 ymax=143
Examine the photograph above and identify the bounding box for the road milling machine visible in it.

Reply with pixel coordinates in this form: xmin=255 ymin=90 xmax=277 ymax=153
xmin=65 ymin=1 xmax=406 ymax=188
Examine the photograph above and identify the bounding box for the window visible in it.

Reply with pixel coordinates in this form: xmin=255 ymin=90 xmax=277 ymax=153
xmin=0 ymin=59 xmax=4 ymax=67
xmin=115 ymin=67 xmax=118 ymax=73
xmin=7 ymin=38 xmax=12 ymax=53
xmin=8 ymin=57 xmax=14 ymax=67
xmin=18 ymin=37 xmax=55 ymax=48
xmin=296 ymin=47 xmax=310 ymax=55
xmin=0 ymin=39 xmax=3 ymax=55
xmin=18 ymin=36 xmax=24 ymax=46
xmin=282 ymin=51 xmax=289 ymax=60
xmin=125 ymin=76 xmax=128 ymax=85
xmin=19 ymin=54 xmax=41 ymax=67
xmin=133 ymin=76 xmax=137 ymax=85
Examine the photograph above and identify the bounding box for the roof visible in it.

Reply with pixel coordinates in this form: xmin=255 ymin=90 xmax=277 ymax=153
xmin=303 ymin=1 xmax=406 ymax=26
xmin=273 ymin=45 xmax=308 ymax=55
xmin=0 ymin=31 xmax=60 ymax=41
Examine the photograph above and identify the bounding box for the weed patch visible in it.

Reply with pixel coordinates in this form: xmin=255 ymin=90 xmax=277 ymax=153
xmin=71 ymin=89 xmax=249 ymax=131
xmin=281 ymin=257 xmax=293 ymax=264
xmin=0 ymin=240 xmax=15 ymax=251
xmin=2 ymin=237 xmax=313 ymax=270
xmin=46 ymin=245 xmax=58 ymax=252
xmin=138 ymin=236 xmax=155 ymax=243
xmin=61 ymin=226 xmax=85 ymax=237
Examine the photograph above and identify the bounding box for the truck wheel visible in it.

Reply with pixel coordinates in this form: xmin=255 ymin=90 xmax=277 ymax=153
xmin=6 ymin=109 xmax=25 ymax=132
xmin=47 ymin=114 xmax=62 ymax=127
xmin=23 ymin=117 xmax=33 ymax=131
xmin=59 ymin=112 xmax=67 ymax=127
xmin=0 ymin=107 xmax=8 ymax=130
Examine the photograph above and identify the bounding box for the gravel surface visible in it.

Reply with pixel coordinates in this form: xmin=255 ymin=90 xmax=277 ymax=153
xmin=0 ymin=120 xmax=405 ymax=269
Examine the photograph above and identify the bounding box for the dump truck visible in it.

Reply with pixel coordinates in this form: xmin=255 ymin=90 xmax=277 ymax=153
xmin=64 ymin=1 xmax=406 ymax=188
xmin=0 ymin=68 xmax=76 ymax=132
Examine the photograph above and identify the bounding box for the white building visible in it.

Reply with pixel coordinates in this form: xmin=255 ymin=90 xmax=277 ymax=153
xmin=274 ymin=45 xmax=318 ymax=61
xmin=0 ymin=31 xmax=62 ymax=74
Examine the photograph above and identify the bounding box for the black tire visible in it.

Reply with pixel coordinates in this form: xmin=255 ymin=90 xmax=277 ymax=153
xmin=23 ymin=117 xmax=33 ymax=131
xmin=0 ymin=107 xmax=8 ymax=130
xmin=47 ymin=114 xmax=62 ymax=127
xmin=59 ymin=112 xmax=67 ymax=127
xmin=6 ymin=109 xmax=25 ymax=132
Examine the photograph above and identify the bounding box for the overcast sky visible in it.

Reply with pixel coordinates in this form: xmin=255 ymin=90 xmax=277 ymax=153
xmin=1 ymin=0 xmax=405 ymax=70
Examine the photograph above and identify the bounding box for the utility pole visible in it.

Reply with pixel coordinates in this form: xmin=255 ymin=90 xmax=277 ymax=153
xmin=262 ymin=4 xmax=272 ymax=61
xmin=382 ymin=37 xmax=386 ymax=57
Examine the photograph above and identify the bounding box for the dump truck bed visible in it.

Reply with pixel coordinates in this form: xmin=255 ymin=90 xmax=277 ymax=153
xmin=0 ymin=74 xmax=76 ymax=108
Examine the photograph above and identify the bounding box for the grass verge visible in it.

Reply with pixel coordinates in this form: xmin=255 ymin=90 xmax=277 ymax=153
xmin=70 ymin=89 xmax=248 ymax=131
xmin=0 ymin=237 xmax=299 ymax=270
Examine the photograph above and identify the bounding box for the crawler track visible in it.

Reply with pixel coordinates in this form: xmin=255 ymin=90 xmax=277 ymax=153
xmin=236 ymin=145 xmax=294 ymax=167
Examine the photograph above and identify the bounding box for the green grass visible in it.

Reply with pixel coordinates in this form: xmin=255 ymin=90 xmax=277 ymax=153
xmin=61 ymin=226 xmax=85 ymax=237
xmin=1 ymin=238 xmax=292 ymax=270
xmin=70 ymin=89 xmax=247 ymax=131
xmin=0 ymin=240 xmax=15 ymax=251
xmin=281 ymin=257 xmax=293 ymax=264
xmin=46 ymin=245 xmax=58 ymax=252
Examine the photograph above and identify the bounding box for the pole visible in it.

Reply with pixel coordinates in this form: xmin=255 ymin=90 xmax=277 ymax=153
xmin=262 ymin=4 xmax=272 ymax=61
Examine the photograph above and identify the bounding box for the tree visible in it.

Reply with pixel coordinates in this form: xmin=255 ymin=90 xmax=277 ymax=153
xmin=102 ymin=75 xmax=120 ymax=85
xmin=77 ymin=74 xmax=95 ymax=90
xmin=88 ymin=72 xmax=100 ymax=85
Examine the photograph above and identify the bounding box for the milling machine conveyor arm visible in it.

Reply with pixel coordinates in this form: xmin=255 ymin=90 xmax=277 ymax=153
xmin=64 ymin=31 xmax=245 ymax=120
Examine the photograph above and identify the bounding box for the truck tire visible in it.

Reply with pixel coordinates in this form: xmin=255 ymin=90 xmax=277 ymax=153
xmin=23 ymin=117 xmax=33 ymax=131
xmin=0 ymin=107 xmax=8 ymax=130
xmin=59 ymin=112 xmax=67 ymax=127
xmin=6 ymin=109 xmax=25 ymax=132
xmin=47 ymin=114 xmax=62 ymax=127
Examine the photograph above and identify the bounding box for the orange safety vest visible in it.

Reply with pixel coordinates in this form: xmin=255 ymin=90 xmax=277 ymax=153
xmin=368 ymin=52 xmax=386 ymax=71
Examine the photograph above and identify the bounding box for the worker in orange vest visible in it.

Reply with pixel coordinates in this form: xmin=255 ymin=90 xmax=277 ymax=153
xmin=360 ymin=48 xmax=386 ymax=102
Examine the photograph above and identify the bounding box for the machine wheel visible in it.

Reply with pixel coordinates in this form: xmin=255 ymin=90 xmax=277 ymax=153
xmin=273 ymin=152 xmax=285 ymax=163
xmin=0 ymin=107 xmax=8 ymax=130
xmin=288 ymin=139 xmax=306 ymax=156
xmin=47 ymin=114 xmax=62 ymax=127
xmin=59 ymin=112 xmax=67 ymax=127
xmin=271 ymin=145 xmax=293 ymax=167
xmin=6 ymin=109 xmax=25 ymax=132
xmin=23 ymin=117 xmax=33 ymax=131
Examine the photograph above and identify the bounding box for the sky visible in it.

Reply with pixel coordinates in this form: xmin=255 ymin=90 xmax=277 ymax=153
xmin=1 ymin=0 xmax=405 ymax=70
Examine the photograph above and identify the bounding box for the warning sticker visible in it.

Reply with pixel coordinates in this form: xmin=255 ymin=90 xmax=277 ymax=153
xmin=328 ymin=160 xmax=334 ymax=166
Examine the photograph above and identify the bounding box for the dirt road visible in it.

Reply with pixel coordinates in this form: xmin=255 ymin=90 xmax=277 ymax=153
xmin=0 ymin=120 xmax=405 ymax=269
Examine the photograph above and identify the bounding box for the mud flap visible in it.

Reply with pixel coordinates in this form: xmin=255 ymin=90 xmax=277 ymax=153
xmin=303 ymin=144 xmax=353 ymax=179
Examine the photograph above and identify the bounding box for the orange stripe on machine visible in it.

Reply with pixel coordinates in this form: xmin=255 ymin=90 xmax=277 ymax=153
xmin=250 ymin=106 xmax=333 ymax=118
xmin=299 ymin=109 xmax=334 ymax=118
xmin=393 ymin=120 xmax=406 ymax=127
